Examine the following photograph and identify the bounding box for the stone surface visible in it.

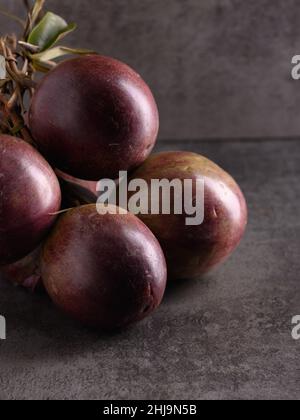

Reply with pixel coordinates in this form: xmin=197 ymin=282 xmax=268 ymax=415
xmin=1 ymin=0 xmax=300 ymax=140
xmin=0 ymin=138 xmax=300 ymax=400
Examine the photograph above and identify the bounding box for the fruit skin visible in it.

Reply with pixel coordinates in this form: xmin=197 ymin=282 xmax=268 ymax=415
xmin=128 ymin=151 xmax=248 ymax=280
xmin=29 ymin=55 xmax=159 ymax=181
xmin=0 ymin=135 xmax=61 ymax=265
xmin=41 ymin=204 xmax=167 ymax=330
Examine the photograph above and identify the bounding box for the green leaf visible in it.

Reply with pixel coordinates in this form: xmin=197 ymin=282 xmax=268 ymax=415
xmin=28 ymin=12 xmax=76 ymax=51
xmin=31 ymin=60 xmax=54 ymax=73
xmin=31 ymin=46 xmax=95 ymax=62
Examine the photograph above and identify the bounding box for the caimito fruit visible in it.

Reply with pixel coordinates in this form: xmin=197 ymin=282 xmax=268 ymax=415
xmin=0 ymin=135 xmax=61 ymax=265
xmin=29 ymin=55 xmax=159 ymax=180
xmin=41 ymin=204 xmax=167 ymax=330
xmin=128 ymin=151 xmax=248 ymax=280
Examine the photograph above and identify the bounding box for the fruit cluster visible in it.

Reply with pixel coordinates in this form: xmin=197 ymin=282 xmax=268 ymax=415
xmin=0 ymin=2 xmax=247 ymax=330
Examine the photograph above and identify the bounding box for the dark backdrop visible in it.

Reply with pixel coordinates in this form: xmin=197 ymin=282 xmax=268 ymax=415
xmin=1 ymin=0 xmax=300 ymax=140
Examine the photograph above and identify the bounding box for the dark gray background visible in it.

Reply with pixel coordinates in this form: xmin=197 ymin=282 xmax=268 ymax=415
xmin=1 ymin=0 xmax=300 ymax=140
xmin=1 ymin=0 xmax=300 ymax=401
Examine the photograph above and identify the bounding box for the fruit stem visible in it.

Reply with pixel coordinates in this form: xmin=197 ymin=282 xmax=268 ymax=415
xmin=0 ymin=1 xmax=44 ymax=141
xmin=58 ymin=176 xmax=98 ymax=207
xmin=0 ymin=89 xmax=35 ymax=145
xmin=0 ymin=30 xmax=36 ymax=143
xmin=23 ymin=0 xmax=46 ymax=41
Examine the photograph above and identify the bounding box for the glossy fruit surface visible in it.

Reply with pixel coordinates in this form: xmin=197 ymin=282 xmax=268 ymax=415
xmin=0 ymin=135 xmax=61 ymax=265
xmin=128 ymin=151 xmax=248 ymax=280
xmin=41 ymin=204 xmax=167 ymax=329
xmin=29 ymin=55 xmax=159 ymax=180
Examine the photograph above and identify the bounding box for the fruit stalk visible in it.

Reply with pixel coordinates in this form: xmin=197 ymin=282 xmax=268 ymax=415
xmin=0 ymin=11 xmax=37 ymax=143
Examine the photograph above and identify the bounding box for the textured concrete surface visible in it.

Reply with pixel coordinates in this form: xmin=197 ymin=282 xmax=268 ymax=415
xmin=0 ymin=138 xmax=300 ymax=400
xmin=1 ymin=0 xmax=300 ymax=140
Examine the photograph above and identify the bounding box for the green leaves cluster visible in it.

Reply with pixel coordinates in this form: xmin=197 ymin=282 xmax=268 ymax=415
xmin=28 ymin=12 xmax=76 ymax=51
xmin=26 ymin=10 xmax=94 ymax=71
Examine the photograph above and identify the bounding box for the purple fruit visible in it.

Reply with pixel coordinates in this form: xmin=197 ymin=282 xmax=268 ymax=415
xmin=29 ymin=55 xmax=159 ymax=180
xmin=128 ymin=151 xmax=248 ymax=280
xmin=0 ymin=135 xmax=61 ymax=265
xmin=41 ymin=204 xmax=167 ymax=329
